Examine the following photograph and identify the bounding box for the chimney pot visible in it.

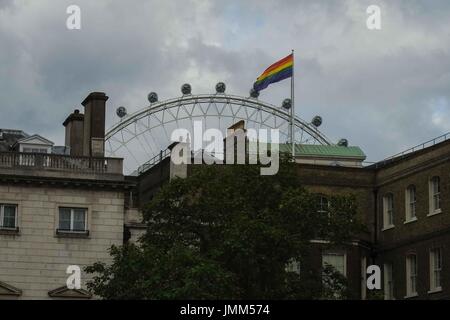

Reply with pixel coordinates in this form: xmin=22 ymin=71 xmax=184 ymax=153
xmin=63 ymin=109 xmax=85 ymax=156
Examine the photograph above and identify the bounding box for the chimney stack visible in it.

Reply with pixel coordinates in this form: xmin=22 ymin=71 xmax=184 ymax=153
xmin=81 ymin=92 xmax=108 ymax=158
xmin=63 ymin=109 xmax=84 ymax=156
xmin=224 ymin=120 xmax=248 ymax=164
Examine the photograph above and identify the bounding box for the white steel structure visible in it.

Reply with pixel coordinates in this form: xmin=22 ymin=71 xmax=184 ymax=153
xmin=105 ymin=84 xmax=332 ymax=174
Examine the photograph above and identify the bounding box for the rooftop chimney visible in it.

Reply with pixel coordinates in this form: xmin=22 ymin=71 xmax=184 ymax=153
xmin=81 ymin=92 xmax=108 ymax=158
xmin=224 ymin=120 xmax=247 ymax=164
xmin=63 ymin=109 xmax=84 ymax=156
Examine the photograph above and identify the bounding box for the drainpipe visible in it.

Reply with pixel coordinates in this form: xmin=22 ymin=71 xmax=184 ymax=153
xmin=372 ymin=187 xmax=378 ymax=265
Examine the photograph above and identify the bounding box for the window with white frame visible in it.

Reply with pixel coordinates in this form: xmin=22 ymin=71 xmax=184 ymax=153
xmin=383 ymin=194 xmax=394 ymax=229
xmin=384 ymin=263 xmax=394 ymax=300
xmin=406 ymin=254 xmax=418 ymax=297
xmin=322 ymin=253 xmax=346 ymax=276
xmin=58 ymin=207 xmax=87 ymax=232
xmin=429 ymin=248 xmax=442 ymax=292
xmin=405 ymin=185 xmax=416 ymax=222
xmin=0 ymin=204 xmax=17 ymax=229
xmin=429 ymin=176 xmax=441 ymax=214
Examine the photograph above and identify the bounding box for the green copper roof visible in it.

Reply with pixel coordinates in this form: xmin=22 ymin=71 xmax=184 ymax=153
xmin=279 ymin=144 xmax=366 ymax=159
xmin=248 ymin=142 xmax=366 ymax=159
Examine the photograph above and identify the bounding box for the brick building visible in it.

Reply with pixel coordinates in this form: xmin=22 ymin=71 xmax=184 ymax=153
xmin=129 ymin=126 xmax=450 ymax=300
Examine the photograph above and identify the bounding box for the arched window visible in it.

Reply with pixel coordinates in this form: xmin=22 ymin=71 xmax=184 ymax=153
xmin=429 ymin=176 xmax=441 ymax=215
xmin=316 ymin=195 xmax=329 ymax=214
xmin=405 ymin=185 xmax=416 ymax=222
xmin=382 ymin=193 xmax=394 ymax=229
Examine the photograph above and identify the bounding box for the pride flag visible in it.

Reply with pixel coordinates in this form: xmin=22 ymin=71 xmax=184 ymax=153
xmin=253 ymin=53 xmax=293 ymax=92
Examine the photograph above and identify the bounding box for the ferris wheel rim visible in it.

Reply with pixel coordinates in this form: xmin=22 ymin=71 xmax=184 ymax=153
xmin=105 ymin=93 xmax=332 ymax=146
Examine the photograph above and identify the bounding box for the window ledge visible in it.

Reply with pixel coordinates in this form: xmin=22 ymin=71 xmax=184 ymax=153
xmin=56 ymin=229 xmax=89 ymax=238
xmin=0 ymin=227 xmax=20 ymax=235
xmin=404 ymin=293 xmax=418 ymax=299
xmin=428 ymin=288 xmax=442 ymax=294
xmin=427 ymin=209 xmax=442 ymax=217
xmin=404 ymin=217 xmax=418 ymax=224
xmin=382 ymin=225 xmax=395 ymax=231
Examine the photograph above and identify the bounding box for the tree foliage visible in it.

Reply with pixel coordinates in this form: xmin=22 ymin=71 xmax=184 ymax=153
xmin=86 ymin=159 xmax=364 ymax=299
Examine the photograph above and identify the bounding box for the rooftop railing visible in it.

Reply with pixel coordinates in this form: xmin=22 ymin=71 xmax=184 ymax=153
xmin=135 ymin=148 xmax=171 ymax=175
xmin=0 ymin=152 xmax=123 ymax=176
xmin=369 ymin=132 xmax=450 ymax=168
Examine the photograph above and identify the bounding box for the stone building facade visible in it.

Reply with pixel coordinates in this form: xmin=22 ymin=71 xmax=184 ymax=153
xmin=0 ymin=92 xmax=133 ymax=299
xmin=0 ymin=184 xmax=126 ymax=299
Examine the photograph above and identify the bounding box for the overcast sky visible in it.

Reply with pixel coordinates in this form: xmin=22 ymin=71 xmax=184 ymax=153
xmin=1 ymin=0 xmax=449 ymax=164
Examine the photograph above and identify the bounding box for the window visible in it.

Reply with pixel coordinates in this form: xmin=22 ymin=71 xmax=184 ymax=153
xmin=383 ymin=194 xmax=394 ymax=229
xmin=317 ymin=196 xmax=329 ymax=214
xmin=429 ymin=176 xmax=441 ymax=215
xmin=406 ymin=254 xmax=418 ymax=297
xmin=322 ymin=253 xmax=346 ymax=276
xmin=58 ymin=207 xmax=87 ymax=232
xmin=405 ymin=186 xmax=416 ymax=222
xmin=22 ymin=147 xmax=49 ymax=153
xmin=384 ymin=263 xmax=394 ymax=300
xmin=0 ymin=204 xmax=17 ymax=229
xmin=429 ymin=248 xmax=442 ymax=292
xmin=285 ymin=258 xmax=301 ymax=275
xmin=322 ymin=253 xmax=346 ymax=299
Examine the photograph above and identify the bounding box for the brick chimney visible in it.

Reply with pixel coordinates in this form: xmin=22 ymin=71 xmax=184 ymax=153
xmin=63 ymin=109 xmax=84 ymax=156
xmin=81 ymin=92 xmax=108 ymax=158
xmin=224 ymin=120 xmax=248 ymax=164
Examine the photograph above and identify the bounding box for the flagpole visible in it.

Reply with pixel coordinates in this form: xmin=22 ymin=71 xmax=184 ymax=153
xmin=291 ymin=49 xmax=295 ymax=159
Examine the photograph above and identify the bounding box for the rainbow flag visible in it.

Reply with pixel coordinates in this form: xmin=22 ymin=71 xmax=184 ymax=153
xmin=253 ymin=53 xmax=293 ymax=92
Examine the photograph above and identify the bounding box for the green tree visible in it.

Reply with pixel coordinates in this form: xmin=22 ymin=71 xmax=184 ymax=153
xmin=86 ymin=158 xmax=364 ymax=299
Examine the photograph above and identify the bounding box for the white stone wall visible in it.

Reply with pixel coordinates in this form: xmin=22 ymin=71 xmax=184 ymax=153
xmin=125 ymin=208 xmax=146 ymax=244
xmin=0 ymin=185 xmax=124 ymax=299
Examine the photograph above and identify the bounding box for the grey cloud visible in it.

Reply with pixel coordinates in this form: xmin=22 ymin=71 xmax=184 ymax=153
xmin=0 ymin=0 xmax=13 ymax=10
xmin=0 ymin=0 xmax=449 ymax=164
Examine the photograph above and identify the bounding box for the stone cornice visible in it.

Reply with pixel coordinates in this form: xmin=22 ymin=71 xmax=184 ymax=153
xmin=0 ymin=173 xmax=136 ymax=190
